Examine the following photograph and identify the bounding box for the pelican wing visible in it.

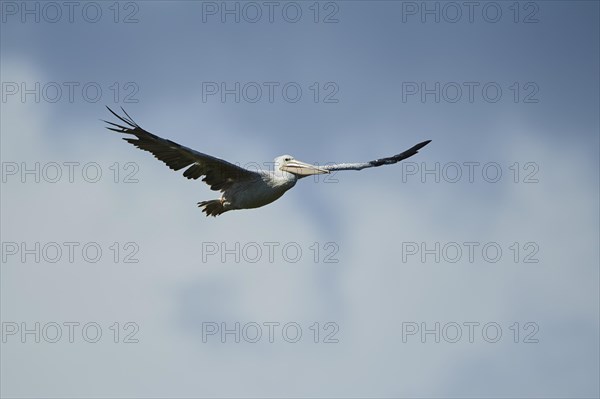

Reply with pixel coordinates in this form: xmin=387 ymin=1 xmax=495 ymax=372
xmin=322 ymin=140 xmax=431 ymax=171
xmin=104 ymin=107 xmax=259 ymax=191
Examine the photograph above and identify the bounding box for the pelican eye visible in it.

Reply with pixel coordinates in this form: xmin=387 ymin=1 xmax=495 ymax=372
xmin=284 ymin=157 xmax=292 ymax=162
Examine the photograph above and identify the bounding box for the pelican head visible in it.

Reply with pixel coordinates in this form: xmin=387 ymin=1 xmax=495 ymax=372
xmin=275 ymin=155 xmax=329 ymax=176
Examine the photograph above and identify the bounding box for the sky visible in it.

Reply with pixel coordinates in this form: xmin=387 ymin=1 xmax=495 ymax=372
xmin=1 ymin=1 xmax=599 ymax=398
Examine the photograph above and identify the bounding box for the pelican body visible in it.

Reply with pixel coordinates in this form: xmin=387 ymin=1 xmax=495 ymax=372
xmin=199 ymin=155 xmax=328 ymax=216
xmin=105 ymin=108 xmax=431 ymax=217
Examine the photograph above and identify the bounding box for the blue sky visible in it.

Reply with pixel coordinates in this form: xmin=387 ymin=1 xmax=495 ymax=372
xmin=1 ymin=1 xmax=599 ymax=397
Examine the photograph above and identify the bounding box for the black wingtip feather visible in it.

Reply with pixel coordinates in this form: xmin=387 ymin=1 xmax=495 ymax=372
xmin=413 ymin=139 xmax=432 ymax=152
xmin=401 ymin=139 xmax=432 ymax=156
xmin=105 ymin=106 xmax=137 ymax=129
xmin=120 ymin=107 xmax=137 ymax=126
xmin=103 ymin=120 xmax=129 ymax=130
xmin=368 ymin=139 xmax=432 ymax=167
xmin=105 ymin=106 xmax=121 ymax=120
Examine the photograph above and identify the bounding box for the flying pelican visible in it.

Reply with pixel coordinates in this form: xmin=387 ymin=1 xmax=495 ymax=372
xmin=104 ymin=107 xmax=431 ymax=217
